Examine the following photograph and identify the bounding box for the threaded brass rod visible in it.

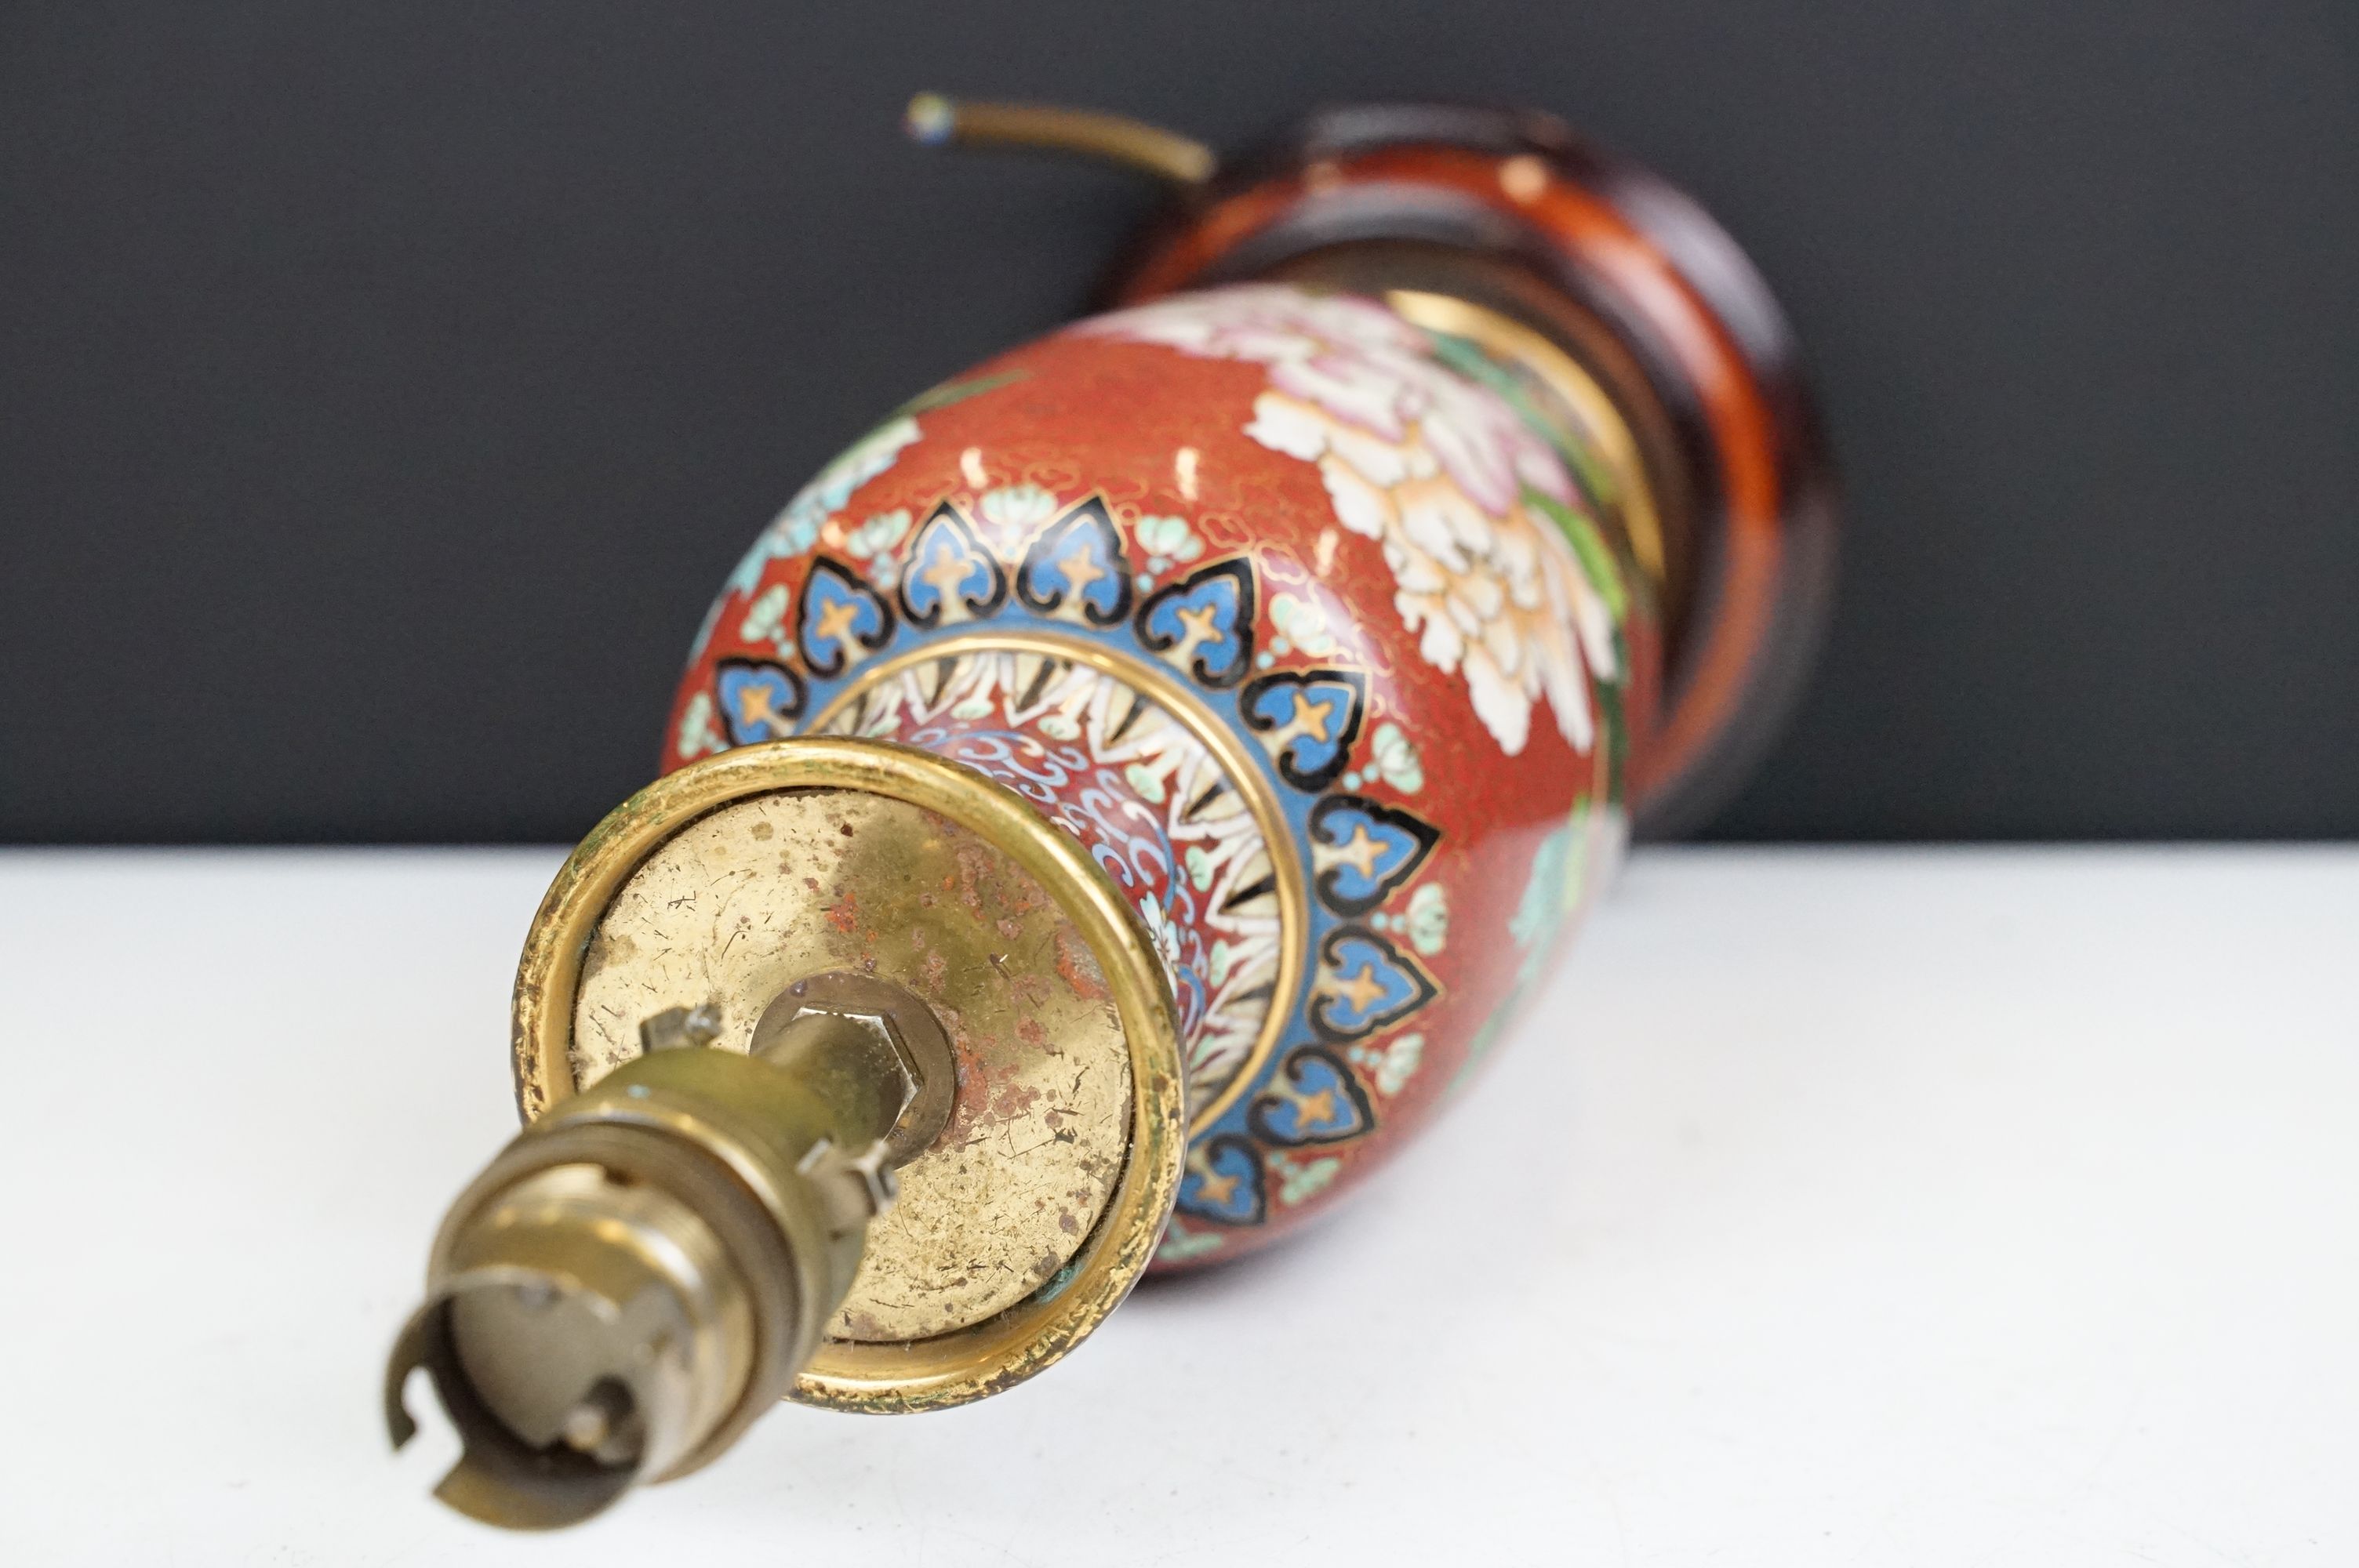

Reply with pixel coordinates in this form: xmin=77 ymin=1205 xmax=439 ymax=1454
xmin=903 ymin=93 xmax=1216 ymax=186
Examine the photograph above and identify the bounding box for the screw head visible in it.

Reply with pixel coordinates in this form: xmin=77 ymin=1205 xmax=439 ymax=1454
xmin=638 ymin=1003 xmax=722 ymax=1054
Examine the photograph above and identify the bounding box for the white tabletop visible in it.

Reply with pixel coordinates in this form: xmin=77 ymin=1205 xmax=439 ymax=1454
xmin=3 ymin=846 xmax=2353 ymax=1565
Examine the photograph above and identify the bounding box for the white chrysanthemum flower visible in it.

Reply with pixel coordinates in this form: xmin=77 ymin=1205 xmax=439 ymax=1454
xmin=1083 ymin=285 xmax=1621 ymax=757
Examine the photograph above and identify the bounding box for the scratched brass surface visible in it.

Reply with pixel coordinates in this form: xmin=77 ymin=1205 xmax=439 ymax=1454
xmin=511 ymin=738 xmax=1186 ymax=1411
xmin=568 ymin=787 xmax=1132 ymax=1342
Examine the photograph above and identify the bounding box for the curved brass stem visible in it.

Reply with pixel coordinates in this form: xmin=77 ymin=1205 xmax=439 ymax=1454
xmin=904 ymin=93 xmax=1216 ymax=187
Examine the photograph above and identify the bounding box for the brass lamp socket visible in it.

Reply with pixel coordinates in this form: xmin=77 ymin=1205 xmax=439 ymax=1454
xmin=387 ymin=739 xmax=1188 ymax=1527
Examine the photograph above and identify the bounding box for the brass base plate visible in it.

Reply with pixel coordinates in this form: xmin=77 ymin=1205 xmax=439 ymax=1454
xmin=511 ymin=739 xmax=1187 ymax=1412
xmin=569 ymin=787 xmax=1132 ymax=1341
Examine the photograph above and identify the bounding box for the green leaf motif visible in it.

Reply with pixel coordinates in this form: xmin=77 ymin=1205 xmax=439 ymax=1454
xmin=1425 ymin=329 xmax=1621 ymax=506
xmin=1525 ymin=488 xmax=1630 ymax=623
xmin=894 ymin=368 xmax=1030 ymax=418
xmin=1123 ymin=763 xmax=1167 ymax=804
xmin=1157 ymin=1221 xmax=1225 ymax=1262
xmin=1275 ymin=1156 xmax=1340 ymax=1207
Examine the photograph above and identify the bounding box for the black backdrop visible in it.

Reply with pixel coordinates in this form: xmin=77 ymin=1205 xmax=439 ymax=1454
xmin=5 ymin=1 xmax=2355 ymax=843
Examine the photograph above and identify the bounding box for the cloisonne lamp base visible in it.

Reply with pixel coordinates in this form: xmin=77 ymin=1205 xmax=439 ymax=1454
xmin=384 ymin=96 xmax=1834 ymax=1529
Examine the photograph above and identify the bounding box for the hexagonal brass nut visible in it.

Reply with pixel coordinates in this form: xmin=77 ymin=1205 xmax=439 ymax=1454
xmin=748 ymin=972 xmax=956 ymax=1165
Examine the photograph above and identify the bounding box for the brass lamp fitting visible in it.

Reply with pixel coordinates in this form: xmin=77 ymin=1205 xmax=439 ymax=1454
xmin=385 ymin=973 xmax=953 ymax=1527
xmin=385 ymin=739 xmax=1187 ymax=1528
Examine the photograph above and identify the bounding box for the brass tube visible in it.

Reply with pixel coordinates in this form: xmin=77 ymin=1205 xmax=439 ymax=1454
xmin=903 ymin=93 xmax=1217 ymax=186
